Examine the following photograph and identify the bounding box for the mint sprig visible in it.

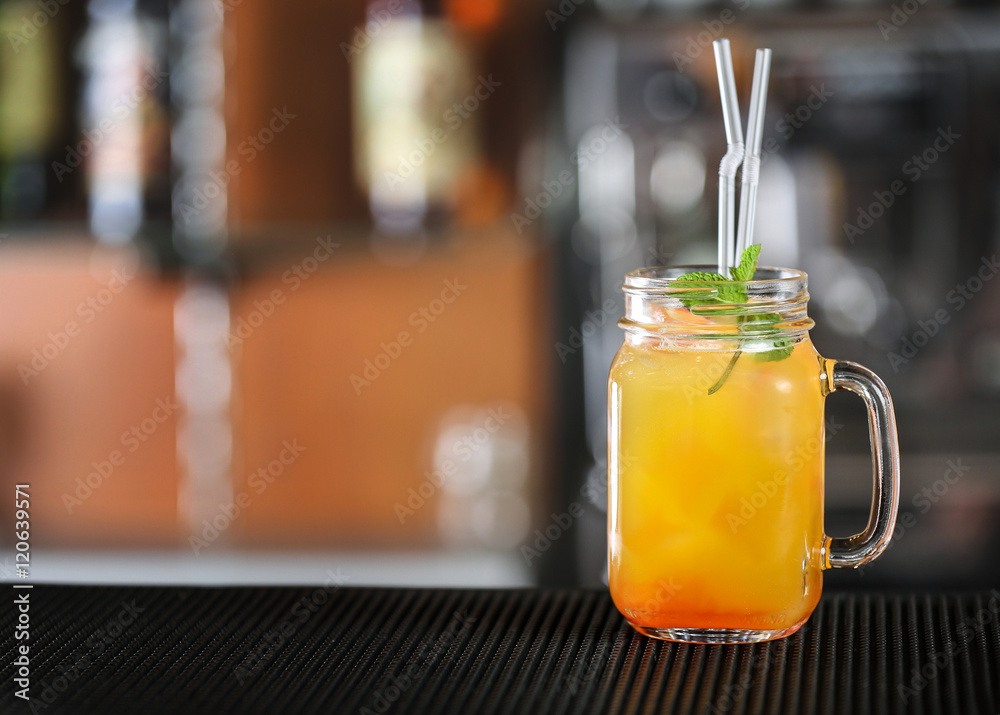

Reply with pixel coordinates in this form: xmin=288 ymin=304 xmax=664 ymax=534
xmin=675 ymin=244 xmax=761 ymax=308
xmin=730 ymin=243 xmax=761 ymax=282
xmin=742 ymin=312 xmax=793 ymax=362
xmin=672 ymin=245 xmax=792 ymax=393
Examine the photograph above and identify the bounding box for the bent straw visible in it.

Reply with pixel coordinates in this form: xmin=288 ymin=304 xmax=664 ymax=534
xmin=712 ymin=39 xmax=744 ymax=275
xmin=734 ymin=48 xmax=772 ymax=266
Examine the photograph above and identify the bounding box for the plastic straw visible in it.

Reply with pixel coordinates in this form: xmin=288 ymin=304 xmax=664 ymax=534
xmin=712 ymin=39 xmax=744 ymax=275
xmin=734 ymin=48 xmax=772 ymax=265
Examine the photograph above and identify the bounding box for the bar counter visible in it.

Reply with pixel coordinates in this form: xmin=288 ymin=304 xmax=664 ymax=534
xmin=3 ymin=585 xmax=997 ymax=714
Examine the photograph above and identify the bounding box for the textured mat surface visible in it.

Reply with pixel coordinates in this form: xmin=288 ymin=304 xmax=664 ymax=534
xmin=2 ymin=586 xmax=998 ymax=714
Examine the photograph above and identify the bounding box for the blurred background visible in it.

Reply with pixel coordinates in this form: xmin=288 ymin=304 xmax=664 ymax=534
xmin=0 ymin=0 xmax=998 ymax=590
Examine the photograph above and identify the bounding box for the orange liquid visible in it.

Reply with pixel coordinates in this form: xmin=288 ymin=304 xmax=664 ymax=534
xmin=608 ymin=338 xmax=827 ymax=634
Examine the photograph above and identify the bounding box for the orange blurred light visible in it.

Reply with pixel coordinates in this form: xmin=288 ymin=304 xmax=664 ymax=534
xmin=445 ymin=0 xmax=502 ymax=32
xmin=455 ymin=164 xmax=509 ymax=226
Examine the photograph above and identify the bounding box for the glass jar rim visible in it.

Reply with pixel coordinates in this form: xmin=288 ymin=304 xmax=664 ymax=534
xmin=623 ymin=265 xmax=807 ymax=294
xmin=619 ymin=264 xmax=813 ymax=342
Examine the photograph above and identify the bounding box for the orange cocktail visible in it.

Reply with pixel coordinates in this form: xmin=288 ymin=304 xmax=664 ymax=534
xmin=608 ymin=264 xmax=900 ymax=644
xmin=608 ymin=336 xmax=826 ymax=638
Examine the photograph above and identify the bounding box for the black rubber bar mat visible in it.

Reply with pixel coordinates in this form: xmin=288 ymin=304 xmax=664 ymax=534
xmin=2 ymin=586 xmax=998 ymax=714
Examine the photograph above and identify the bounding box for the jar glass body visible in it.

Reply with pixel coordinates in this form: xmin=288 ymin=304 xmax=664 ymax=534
xmin=608 ymin=266 xmax=827 ymax=642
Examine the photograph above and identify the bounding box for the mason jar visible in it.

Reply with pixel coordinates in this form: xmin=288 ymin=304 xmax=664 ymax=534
xmin=608 ymin=266 xmax=900 ymax=643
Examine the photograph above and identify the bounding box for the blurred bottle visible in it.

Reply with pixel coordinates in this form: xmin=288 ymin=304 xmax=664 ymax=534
xmin=0 ymin=1 xmax=62 ymax=220
xmin=352 ymin=0 xmax=507 ymax=234
xmin=76 ymin=0 xmax=171 ymax=243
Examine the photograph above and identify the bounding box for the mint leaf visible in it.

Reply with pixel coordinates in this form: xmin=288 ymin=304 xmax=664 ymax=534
xmin=754 ymin=342 xmax=793 ymax=362
xmin=674 ymin=243 xmax=761 ymax=307
xmin=739 ymin=310 xmax=793 ymax=361
xmin=740 ymin=311 xmax=782 ymax=334
xmin=673 ymin=271 xmax=731 ymax=309
xmin=742 ymin=311 xmax=794 ymax=362
xmin=668 ymin=245 xmax=795 ymax=393
xmin=717 ymin=282 xmax=747 ymax=305
xmin=674 ymin=272 xmax=748 ymax=308
xmin=729 ymin=244 xmax=761 ymax=282
xmin=675 ymin=271 xmax=728 ymax=282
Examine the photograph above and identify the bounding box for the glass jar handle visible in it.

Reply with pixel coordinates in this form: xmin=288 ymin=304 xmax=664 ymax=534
xmin=824 ymin=360 xmax=901 ymax=569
